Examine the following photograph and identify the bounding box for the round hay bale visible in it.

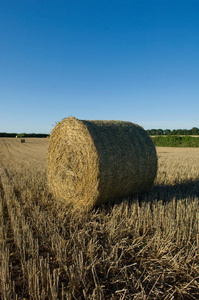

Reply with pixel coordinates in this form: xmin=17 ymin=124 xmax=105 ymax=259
xmin=47 ymin=117 xmax=157 ymax=209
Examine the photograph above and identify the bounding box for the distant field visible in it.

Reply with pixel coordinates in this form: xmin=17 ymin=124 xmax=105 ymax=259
xmin=0 ymin=138 xmax=199 ymax=299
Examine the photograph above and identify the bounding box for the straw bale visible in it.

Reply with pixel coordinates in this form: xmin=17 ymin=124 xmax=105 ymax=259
xmin=47 ymin=117 xmax=157 ymax=209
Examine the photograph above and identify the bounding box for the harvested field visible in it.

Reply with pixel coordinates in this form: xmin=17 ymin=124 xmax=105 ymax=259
xmin=0 ymin=138 xmax=199 ymax=299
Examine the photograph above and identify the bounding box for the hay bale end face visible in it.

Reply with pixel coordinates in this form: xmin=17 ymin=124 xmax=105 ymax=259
xmin=48 ymin=117 xmax=157 ymax=209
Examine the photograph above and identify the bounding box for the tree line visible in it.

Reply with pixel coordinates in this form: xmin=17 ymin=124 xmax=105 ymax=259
xmin=0 ymin=132 xmax=49 ymax=138
xmin=1 ymin=127 xmax=199 ymax=137
xmin=146 ymin=127 xmax=199 ymax=136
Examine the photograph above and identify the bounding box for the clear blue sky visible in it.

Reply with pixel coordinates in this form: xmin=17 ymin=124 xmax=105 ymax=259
xmin=1 ymin=0 xmax=199 ymax=133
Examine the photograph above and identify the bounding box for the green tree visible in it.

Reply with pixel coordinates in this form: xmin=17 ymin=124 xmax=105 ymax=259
xmin=164 ymin=129 xmax=171 ymax=135
xmin=171 ymin=129 xmax=177 ymax=135
xmin=190 ymin=127 xmax=199 ymax=135
xmin=150 ymin=129 xmax=157 ymax=135
xmin=156 ymin=129 xmax=164 ymax=135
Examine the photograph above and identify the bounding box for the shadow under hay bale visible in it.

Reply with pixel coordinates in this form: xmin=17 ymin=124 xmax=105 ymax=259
xmin=48 ymin=117 xmax=157 ymax=209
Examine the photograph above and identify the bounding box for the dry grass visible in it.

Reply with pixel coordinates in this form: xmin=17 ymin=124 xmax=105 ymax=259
xmin=0 ymin=138 xmax=199 ymax=299
xmin=48 ymin=117 xmax=157 ymax=209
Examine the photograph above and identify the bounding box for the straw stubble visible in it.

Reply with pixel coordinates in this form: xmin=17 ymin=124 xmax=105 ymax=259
xmin=48 ymin=117 xmax=157 ymax=209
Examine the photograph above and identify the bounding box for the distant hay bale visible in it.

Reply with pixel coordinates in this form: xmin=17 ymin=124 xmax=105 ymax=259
xmin=47 ymin=117 xmax=157 ymax=209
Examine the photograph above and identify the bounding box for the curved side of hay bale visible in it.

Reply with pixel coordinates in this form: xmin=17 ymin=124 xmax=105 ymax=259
xmin=48 ymin=117 xmax=157 ymax=209
xmin=81 ymin=119 xmax=157 ymax=204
